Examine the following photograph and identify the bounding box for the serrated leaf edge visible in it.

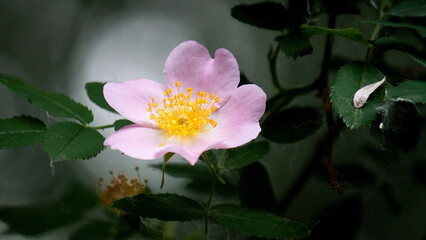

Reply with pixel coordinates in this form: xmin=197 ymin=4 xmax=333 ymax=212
xmin=42 ymin=122 xmax=104 ymax=161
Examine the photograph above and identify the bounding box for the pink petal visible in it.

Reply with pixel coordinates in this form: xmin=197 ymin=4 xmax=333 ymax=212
xmin=163 ymin=41 xmax=239 ymax=107
xmin=104 ymin=124 xmax=169 ymax=160
xmin=104 ymin=124 xmax=214 ymax=165
xmin=103 ymin=79 xmax=165 ymax=127
xmin=162 ymin=85 xmax=267 ymax=164
xmin=208 ymin=84 xmax=267 ymax=148
xmin=160 ymin=134 xmax=222 ymax=165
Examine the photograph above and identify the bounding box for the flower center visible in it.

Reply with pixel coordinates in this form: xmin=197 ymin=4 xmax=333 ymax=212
xmin=147 ymin=81 xmax=220 ymax=141
xmin=176 ymin=114 xmax=190 ymax=125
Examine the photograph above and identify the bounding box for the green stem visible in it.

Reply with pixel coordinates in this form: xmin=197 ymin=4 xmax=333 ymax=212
xmin=91 ymin=124 xmax=114 ymax=130
xmin=366 ymin=0 xmax=387 ymax=64
xmin=204 ymin=176 xmax=217 ymax=237
xmin=268 ymin=44 xmax=284 ymax=92
xmin=202 ymin=153 xmax=226 ymax=184
xmin=370 ymin=1 xmax=386 ymax=41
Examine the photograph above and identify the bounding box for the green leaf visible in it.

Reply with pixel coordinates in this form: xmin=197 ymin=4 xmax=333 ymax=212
xmin=151 ymin=161 xmax=238 ymax=197
xmin=386 ymin=80 xmax=426 ymax=104
xmin=0 ymin=116 xmax=45 ymax=148
xmin=334 ymin=164 xmax=376 ymax=188
xmin=211 ymin=204 xmax=309 ymax=239
xmin=0 ymin=181 xmax=99 ymax=235
xmin=406 ymin=52 xmax=426 ymax=67
xmin=361 ymin=19 xmax=426 ymax=38
xmin=231 ymin=2 xmax=288 ymax=30
xmin=374 ymin=36 xmax=426 ymax=67
xmin=240 ymin=163 xmax=278 ymax=213
xmin=85 ymin=82 xmax=117 ymax=113
xmin=387 ymin=0 xmax=426 ymax=17
xmin=374 ymin=36 xmax=416 ymax=50
xmin=222 ymin=141 xmax=270 ymax=169
xmin=301 ymin=25 xmax=368 ymax=45
xmin=114 ymin=119 xmax=133 ymax=130
xmin=262 ymin=107 xmax=323 ymax=143
xmin=112 ymin=193 xmax=206 ymax=221
xmin=310 ymin=197 xmax=362 ymax=239
xmin=0 ymin=74 xmax=93 ymax=124
xmin=330 ymin=63 xmax=385 ymax=129
xmin=287 ymin=0 xmax=319 ymax=28
xmin=42 ymin=122 xmax=105 ymax=162
xmin=276 ymin=31 xmax=313 ymax=59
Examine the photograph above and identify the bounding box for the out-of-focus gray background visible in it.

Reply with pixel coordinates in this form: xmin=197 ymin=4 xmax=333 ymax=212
xmin=0 ymin=0 xmax=425 ymax=240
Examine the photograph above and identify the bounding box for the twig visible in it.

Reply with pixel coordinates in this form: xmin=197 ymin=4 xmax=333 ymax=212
xmin=317 ymin=14 xmax=343 ymax=194
xmin=268 ymin=44 xmax=284 ymax=91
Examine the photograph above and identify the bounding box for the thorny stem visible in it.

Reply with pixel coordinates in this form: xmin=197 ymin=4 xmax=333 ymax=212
xmin=317 ymin=14 xmax=343 ymax=194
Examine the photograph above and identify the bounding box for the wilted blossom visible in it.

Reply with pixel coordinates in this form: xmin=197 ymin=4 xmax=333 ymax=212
xmin=103 ymin=40 xmax=266 ymax=165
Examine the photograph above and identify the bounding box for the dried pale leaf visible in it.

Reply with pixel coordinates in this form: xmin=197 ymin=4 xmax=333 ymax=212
xmin=353 ymin=77 xmax=386 ymax=108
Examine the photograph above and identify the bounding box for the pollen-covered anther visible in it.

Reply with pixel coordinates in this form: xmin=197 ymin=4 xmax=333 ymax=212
xmin=148 ymin=82 xmax=219 ymax=139
xmin=99 ymin=172 xmax=145 ymax=208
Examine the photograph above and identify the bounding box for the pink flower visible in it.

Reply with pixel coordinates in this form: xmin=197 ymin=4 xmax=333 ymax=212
xmin=103 ymin=41 xmax=266 ymax=165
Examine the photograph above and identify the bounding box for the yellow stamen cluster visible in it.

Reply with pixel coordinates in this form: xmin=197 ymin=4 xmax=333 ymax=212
xmin=98 ymin=171 xmax=146 ymax=208
xmin=147 ymin=81 xmax=220 ymax=141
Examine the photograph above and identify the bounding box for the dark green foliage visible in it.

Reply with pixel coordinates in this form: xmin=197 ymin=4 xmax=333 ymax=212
xmin=151 ymin=161 xmax=238 ymax=197
xmin=0 ymin=74 xmax=93 ymax=124
xmin=85 ymin=82 xmax=118 ymax=113
xmin=287 ymin=0 xmax=318 ymax=28
xmin=112 ymin=193 xmax=206 ymax=221
xmin=0 ymin=115 xmax=45 ymax=148
xmin=262 ymin=107 xmax=323 ymax=143
xmin=211 ymin=204 xmax=310 ymax=239
xmin=387 ymin=0 xmax=426 ymax=17
xmin=0 ymin=181 xmax=99 ymax=235
xmin=42 ymin=122 xmax=105 ymax=161
xmin=239 ymin=163 xmax=278 ymax=213
xmin=331 ymin=63 xmax=385 ymax=129
xmin=114 ymin=119 xmax=134 ymax=130
xmin=231 ymin=2 xmax=288 ymax=30
xmin=361 ymin=19 xmax=426 ymax=38
xmin=222 ymin=141 xmax=270 ymax=169
xmin=387 ymin=80 xmax=426 ymax=104
xmin=373 ymin=36 xmax=426 ymax=67
xmin=310 ymin=197 xmax=363 ymax=240
xmin=276 ymin=31 xmax=313 ymax=59
xmin=301 ymin=25 xmax=368 ymax=44
xmin=334 ymin=164 xmax=376 ymax=189
xmin=376 ymin=102 xmax=421 ymax=151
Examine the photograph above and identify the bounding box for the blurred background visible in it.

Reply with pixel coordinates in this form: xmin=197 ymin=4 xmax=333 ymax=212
xmin=0 ymin=0 xmax=425 ymax=239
